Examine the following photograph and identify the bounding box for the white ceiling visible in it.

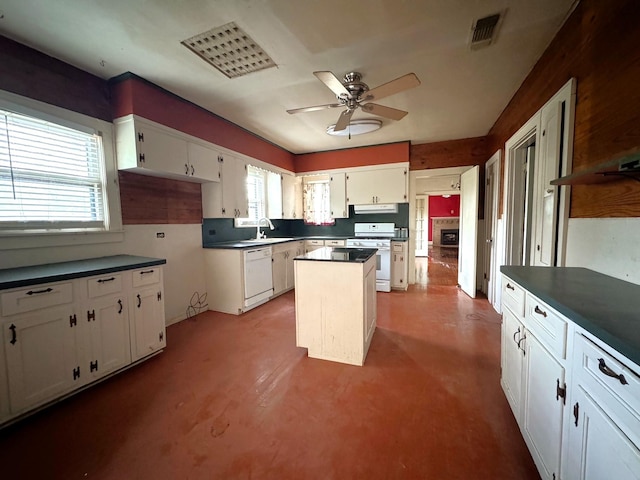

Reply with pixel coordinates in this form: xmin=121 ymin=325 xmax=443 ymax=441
xmin=0 ymin=0 xmax=576 ymax=154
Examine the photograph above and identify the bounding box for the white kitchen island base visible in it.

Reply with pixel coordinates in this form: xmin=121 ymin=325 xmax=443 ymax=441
xmin=294 ymin=248 xmax=377 ymax=366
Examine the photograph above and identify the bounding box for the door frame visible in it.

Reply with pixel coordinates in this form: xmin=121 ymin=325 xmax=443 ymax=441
xmin=503 ymin=78 xmax=576 ymax=269
xmin=484 ymin=150 xmax=501 ymax=309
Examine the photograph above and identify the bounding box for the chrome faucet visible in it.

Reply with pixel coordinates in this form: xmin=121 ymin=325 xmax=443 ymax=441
xmin=256 ymin=217 xmax=275 ymax=239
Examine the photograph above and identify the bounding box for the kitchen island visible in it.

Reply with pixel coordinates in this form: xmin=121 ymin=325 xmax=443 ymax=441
xmin=294 ymin=247 xmax=377 ymax=366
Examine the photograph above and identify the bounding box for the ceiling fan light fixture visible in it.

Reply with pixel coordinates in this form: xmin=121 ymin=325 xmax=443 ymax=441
xmin=326 ymin=119 xmax=382 ymax=136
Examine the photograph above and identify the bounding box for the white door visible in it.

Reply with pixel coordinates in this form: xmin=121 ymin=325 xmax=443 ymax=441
xmin=458 ymin=166 xmax=479 ymax=298
xmin=88 ymin=295 xmax=131 ymax=378
xmin=484 ymin=152 xmax=500 ymax=304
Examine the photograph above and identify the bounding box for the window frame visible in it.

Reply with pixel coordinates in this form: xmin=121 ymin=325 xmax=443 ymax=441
xmin=302 ymin=175 xmax=335 ymax=226
xmin=0 ymin=89 xmax=122 ymax=248
xmin=234 ymin=165 xmax=281 ymax=228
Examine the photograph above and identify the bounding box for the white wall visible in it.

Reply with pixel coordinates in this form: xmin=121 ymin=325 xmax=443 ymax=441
xmin=565 ymin=218 xmax=640 ymax=285
xmin=0 ymin=224 xmax=206 ymax=325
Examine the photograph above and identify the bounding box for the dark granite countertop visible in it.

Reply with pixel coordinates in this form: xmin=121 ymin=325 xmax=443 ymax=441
xmin=0 ymin=255 xmax=166 ymax=290
xmin=294 ymin=247 xmax=377 ymax=263
xmin=501 ymin=266 xmax=640 ymax=367
xmin=203 ymin=237 xmax=305 ymax=249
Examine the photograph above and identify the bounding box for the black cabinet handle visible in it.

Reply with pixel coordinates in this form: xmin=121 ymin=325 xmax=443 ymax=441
xmin=506 ymin=283 xmax=515 ymax=291
xmin=573 ymin=402 xmax=579 ymax=427
xmin=26 ymin=287 xmax=53 ymax=295
xmin=139 ymin=270 xmax=154 ymax=275
xmin=137 ymin=294 xmax=141 ymax=308
xmin=9 ymin=324 xmax=16 ymax=345
xmin=512 ymin=327 xmax=521 ymax=343
xmin=534 ymin=306 xmax=547 ymax=318
xmin=97 ymin=277 xmax=115 ymax=283
xmin=118 ymin=299 xmax=123 ymax=314
xmin=597 ymin=358 xmax=628 ymax=385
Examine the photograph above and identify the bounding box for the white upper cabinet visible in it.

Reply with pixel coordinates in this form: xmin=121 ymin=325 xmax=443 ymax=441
xmin=329 ymin=172 xmax=348 ymax=218
xmin=346 ymin=166 xmax=408 ymax=204
xmin=282 ymin=173 xmax=303 ymax=219
xmin=114 ymin=114 xmax=220 ymax=183
xmin=202 ymin=153 xmax=248 ymax=218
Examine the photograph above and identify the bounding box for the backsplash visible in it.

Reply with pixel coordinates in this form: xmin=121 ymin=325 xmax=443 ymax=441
xmin=202 ymin=203 xmax=409 ymax=245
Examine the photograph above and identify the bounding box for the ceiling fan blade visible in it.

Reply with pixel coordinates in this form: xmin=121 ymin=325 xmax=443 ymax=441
xmin=361 ymin=73 xmax=420 ymax=102
xmin=334 ymin=110 xmax=355 ymax=131
xmin=314 ymin=71 xmax=350 ymax=97
xmin=361 ymin=103 xmax=408 ymax=121
xmin=287 ymin=103 xmax=343 ymax=114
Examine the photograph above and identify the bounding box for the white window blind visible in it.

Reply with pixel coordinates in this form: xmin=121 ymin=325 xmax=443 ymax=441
xmin=0 ymin=108 xmax=106 ymax=232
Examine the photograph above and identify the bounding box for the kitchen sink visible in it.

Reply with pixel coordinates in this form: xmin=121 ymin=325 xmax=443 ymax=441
xmin=240 ymin=237 xmax=295 ymax=244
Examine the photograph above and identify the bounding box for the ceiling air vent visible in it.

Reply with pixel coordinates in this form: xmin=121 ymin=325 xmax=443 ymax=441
xmin=469 ymin=12 xmax=503 ymax=50
xmin=181 ymin=22 xmax=276 ymax=78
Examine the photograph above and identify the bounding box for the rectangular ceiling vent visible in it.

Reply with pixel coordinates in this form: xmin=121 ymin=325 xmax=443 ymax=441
xmin=469 ymin=12 xmax=502 ymax=50
xmin=181 ymin=22 xmax=276 ymax=78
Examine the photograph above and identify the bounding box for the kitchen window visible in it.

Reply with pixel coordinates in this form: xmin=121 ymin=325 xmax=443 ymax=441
xmin=0 ymin=92 xmax=119 ymax=237
xmin=235 ymin=165 xmax=281 ymax=227
xmin=303 ymin=177 xmax=334 ymax=225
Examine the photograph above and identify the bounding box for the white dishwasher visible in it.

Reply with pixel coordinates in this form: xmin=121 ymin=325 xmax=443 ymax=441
xmin=243 ymin=246 xmax=274 ymax=310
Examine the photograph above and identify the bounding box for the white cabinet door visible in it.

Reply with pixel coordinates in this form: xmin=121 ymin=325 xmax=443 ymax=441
xmin=282 ymin=174 xmax=303 ymax=219
xmin=187 ymin=142 xmax=220 ymax=182
xmin=522 ymin=332 xmax=566 ymax=480
xmin=501 ymin=307 xmax=525 ymax=421
xmin=267 ymin=171 xmax=283 ymax=219
xmin=271 ymin=246 xmax=287 ymax=296
xmin=202 ymin=154 xmax=248 ymax=218
xmin=136 ymin=122 xmax=189 ymax=177
xmin=565 ymin=386 xmax=640 ymax=480
xmin=329 ymin=172 xmax=348 ymax=218
xmin=363 ymin=261 xmax=377 ymax=345
xmin=130 ymin=285 xmax=165 ymax=361
xmin=3 ymin=306 xmax=79 ymax=413
xmin=86 ymin=295 xmax=131 ymax=379
xmin=346 ymin=167 xmax=407 ymax=204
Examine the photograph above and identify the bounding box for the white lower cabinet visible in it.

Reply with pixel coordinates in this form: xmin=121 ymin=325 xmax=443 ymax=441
xmin=0 ymin=258 xmax=165 ymax=426
xmin=501 ymin=306 xmax=525 ymax=419
xmin=3 ymin=305 xmax=79 ymax=414
xmin=391 ymin=241 xmax=408 ymax=290
xmin=522 ymin=333 xmax=566 ymax=479
xmin=564 ymin=332 xmax=640 ymax=480
xmin=272 ymin=241 xmax=303 ymax=297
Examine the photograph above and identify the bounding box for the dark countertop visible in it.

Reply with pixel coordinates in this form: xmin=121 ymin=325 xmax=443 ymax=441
xmin=501 ymin=266 xmax=640 ymax=367
xmin=295 ymin=247 xmax=377 ymax=263
xmin=0 ymin=255 xmax=166 ymax=290
xmin=203 ymin=237 xmax=305 ymax=249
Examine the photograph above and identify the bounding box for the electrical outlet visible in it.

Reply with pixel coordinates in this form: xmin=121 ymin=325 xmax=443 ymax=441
xmin=156 ymin=232 xmax=165 ymax=238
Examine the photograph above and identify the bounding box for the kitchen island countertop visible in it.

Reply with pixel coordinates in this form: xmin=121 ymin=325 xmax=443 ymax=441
xmin=294 ymin=247 xmax=377 ymax=263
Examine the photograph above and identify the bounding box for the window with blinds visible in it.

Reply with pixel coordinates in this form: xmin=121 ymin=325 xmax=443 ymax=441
xmin=0 ymin=108 xmax=107 ymax=232
xmin=235 ymin=164 xmax=281 ymax=227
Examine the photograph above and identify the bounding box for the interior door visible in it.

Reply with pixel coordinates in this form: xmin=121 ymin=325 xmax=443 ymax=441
xmin=483 ymin=158 xmax=496 ymax=298
xmin=458 ymin=166 xmax=479 ymax=298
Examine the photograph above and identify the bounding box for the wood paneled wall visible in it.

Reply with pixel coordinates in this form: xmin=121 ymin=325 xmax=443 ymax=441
xmin=294 ymin=142 xmax=409 ymax=173
xmin=409 ymin=137 xmax=488 ymax=171
xmin=118 ymin=171 xmax=202 ymax=225
xmin=0 ymin=35 xmax=111 ymax=121
xmin=487 ymin=0 xmax=640 ymax=218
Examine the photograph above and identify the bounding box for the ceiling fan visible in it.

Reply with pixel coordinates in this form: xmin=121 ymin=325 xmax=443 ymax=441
xmin=287 ymin=71 xmax=421 ymax=132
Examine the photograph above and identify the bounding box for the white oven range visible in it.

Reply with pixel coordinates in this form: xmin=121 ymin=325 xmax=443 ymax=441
xmin=346 ymin=223 xmax=395 ymax=292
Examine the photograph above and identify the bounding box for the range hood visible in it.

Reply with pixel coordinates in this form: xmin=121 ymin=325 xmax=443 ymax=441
xmin=353 ymin=203 xmax=398 ymax=214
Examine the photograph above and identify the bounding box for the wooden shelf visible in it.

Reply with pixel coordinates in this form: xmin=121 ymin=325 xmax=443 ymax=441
xmin=551 ymin=148 xmax=640 ymax=185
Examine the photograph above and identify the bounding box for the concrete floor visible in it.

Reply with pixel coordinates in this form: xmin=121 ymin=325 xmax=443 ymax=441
xmin=0 ymin=258 xmax=538 ymax=479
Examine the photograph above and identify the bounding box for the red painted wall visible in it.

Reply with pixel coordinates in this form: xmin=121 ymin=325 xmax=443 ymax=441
xmin=428 ymin=195 xmax=460 ymax=241
xmin=294 ymin=142 xmax=410 ymax=172
xmin=110 ymin=75 xmax=296 ymax=172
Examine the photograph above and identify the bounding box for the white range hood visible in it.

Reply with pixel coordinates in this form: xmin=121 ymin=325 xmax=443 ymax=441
xmin=353 ymin=203 xmax=398 ymax=214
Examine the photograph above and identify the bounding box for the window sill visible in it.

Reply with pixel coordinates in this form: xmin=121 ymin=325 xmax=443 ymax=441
xmin=0 ymin=230 xmax=125 ymax=251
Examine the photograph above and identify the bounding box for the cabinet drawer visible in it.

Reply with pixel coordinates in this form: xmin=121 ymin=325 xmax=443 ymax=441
xmin=502 ymin=277 xmax=525 ymax=317
xmin=392 ymin=243 xmax=404 ymax=252
xmin=525 ymin=294 xmax=567 ymax=359
xmin=574 ymin=333 xmax=640 ymax=445
xmin=131 ymin=267 xmax=161 ymax=287
xmin=87 ymin=273 xmax=123 ymax=298
xmin=305 ymin=239 xmax=324 ymax=246
xmin=325 ymin=239 xmax=345 ymax=247
xmin=1 ymin=282 xmax=73 ymax=317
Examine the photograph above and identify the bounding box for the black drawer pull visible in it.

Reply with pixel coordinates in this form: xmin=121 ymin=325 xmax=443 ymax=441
xmin=597 ymin=358 xmax=628 ymax=385
xmin=97 ymin=277 xmax=116 ymax=283
xmin=139 ymin=270 xmax=154 ymax=275
xmin=26 ymin=287 xmax=53 ymax=295
xmin=506 ymin=283 xmax=515 ymax=291
xmin=534 ymin=306 xmax=547 ymax=317
xmin=512 ymin=327 xmax=521 ymax=343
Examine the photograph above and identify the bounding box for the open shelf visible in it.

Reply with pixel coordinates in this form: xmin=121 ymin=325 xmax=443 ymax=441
xmin=551 ymin=148 xmax=640 ymax=185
